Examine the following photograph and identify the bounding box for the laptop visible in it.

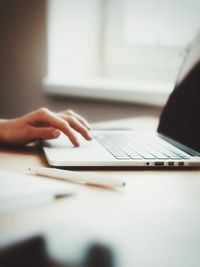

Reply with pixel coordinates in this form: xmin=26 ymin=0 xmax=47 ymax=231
xmin=43 ymin=34 xmax=200 ymax=168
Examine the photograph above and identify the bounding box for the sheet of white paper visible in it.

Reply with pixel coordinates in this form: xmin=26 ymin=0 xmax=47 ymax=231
xmin=0 ymin=170 xmax=76 ymax=213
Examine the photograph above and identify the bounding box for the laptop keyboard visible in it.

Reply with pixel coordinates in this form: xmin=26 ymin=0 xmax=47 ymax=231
xmin=94 ymin=133 xmax=190 ymax=160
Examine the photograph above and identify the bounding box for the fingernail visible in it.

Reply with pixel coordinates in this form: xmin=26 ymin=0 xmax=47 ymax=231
xmin=88 ymin=133 xmax=93 ymax=140
xmin=84 ymin=122 xmax=92 ymax=130
xmin=75 ymin=142 xmax=80 ymax=147
xmin=53 ymin=130 xmax=60 ymax=138
xmin=87 ymin=124 xmax=92 ymax=130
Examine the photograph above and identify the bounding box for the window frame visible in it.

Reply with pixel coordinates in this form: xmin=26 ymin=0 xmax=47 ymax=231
xmin=44 ymin=0 xmax=196 ymax=106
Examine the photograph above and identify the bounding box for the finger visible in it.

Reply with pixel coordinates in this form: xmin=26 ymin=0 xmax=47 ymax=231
xmin=61 ymin=110 xmax=92 ymax=130
xmin=28 ymin=108 xmax=80 ymax=146
xmin=60 ymin=115 xmax=92 ymax=141
xmin=30 ymin=127 xmax=61 ymax=140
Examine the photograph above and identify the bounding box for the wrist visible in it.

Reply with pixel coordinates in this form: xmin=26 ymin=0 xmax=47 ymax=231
xmin=0 ymin=119 xmax=9 ymax=143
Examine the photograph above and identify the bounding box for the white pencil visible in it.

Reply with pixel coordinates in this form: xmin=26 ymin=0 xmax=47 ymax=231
xmin=28 ymin=167 xmax=126 ymax=188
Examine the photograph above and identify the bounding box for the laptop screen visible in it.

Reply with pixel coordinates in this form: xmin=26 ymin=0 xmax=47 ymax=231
xmin=158 ymin=34 xmax=200 ymax=153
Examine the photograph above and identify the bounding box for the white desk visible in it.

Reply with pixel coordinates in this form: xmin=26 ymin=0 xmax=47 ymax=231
xmin=0 ymin=117 xmax=200 ymax=267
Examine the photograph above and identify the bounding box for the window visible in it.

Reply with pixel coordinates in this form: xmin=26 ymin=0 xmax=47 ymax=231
xmin=44 ymin=0 xmax=200 ymax=106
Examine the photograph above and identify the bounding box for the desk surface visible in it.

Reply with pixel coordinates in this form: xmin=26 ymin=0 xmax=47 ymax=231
xmin=0 ymin=117 xmax=200 ymax=267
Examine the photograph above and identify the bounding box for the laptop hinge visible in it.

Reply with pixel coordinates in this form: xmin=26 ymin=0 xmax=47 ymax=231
xmin=158 ymin=133 xmax=199 ymax=156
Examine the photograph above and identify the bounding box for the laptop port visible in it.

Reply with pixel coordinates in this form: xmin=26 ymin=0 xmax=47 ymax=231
xmin=178 ymin=162 xmax=184 ymax=166
xmin=168 ymin=162 xmax=174 ymax=166
xmin=155 ymin=162 xmax=164 ymax=166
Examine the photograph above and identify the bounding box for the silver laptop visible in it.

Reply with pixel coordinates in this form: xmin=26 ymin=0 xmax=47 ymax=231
xmin=43 ymin=35 xmax=200 ymax=168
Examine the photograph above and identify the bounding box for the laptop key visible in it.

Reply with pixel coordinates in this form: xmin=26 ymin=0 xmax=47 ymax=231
xmin=115 ymin=156 xmax=131 ymax=160
xmin=148 ymin=150 xmax=169 ymax=159
xmin=138 ymin=152 xmax=156 ymax=159
xmin=174 ymin=152 xmax=190 ymax=159
xmin=130 ymin=155 xmax=144 ymax=160
xmin=169 ymin=156 xmax=182 ymax=159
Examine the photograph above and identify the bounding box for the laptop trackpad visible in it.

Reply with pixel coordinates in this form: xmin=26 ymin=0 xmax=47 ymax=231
xmin=43 ymin=133 xmax=114 ymax=163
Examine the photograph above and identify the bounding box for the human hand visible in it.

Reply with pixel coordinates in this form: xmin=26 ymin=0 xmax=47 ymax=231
xmin=0 ymin=108 xmax=92 ymax=146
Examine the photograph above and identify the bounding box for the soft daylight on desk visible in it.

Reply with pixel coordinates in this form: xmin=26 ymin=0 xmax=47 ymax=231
xmin=0 ymin=1 xmax=200 ymax=267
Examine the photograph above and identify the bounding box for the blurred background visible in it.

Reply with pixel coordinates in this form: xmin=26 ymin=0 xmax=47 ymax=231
xmin=0 ymin=0 xmax=199 ymax=121
xmin=0 ymin=2 xmax=200 ymax=266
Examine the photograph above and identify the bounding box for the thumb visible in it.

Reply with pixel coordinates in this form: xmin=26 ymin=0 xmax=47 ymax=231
xmin=30 ymin=127 xmax=61 ymax=140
